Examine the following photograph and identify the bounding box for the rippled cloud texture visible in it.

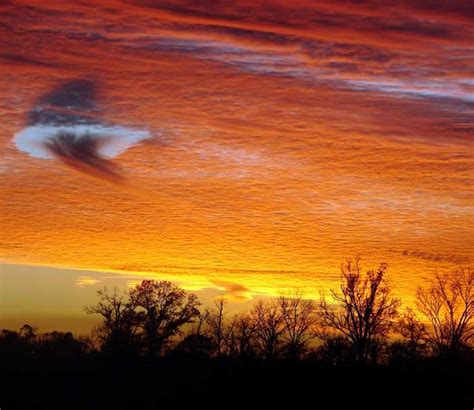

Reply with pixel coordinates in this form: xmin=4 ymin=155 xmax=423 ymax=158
xmin=1 ymin=0 xmax=473 ymax=303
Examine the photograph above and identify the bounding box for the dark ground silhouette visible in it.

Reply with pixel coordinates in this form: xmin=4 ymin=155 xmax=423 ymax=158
xmin=1 ymin=263 xmax=473 ymax=409
xmin=2 ymin=349 xmax=473 ymax=409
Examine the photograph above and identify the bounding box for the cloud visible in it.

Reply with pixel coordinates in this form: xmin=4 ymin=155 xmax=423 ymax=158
xmin=75 ymin=275 xmax=102 ymax=288
xmin=0 ymin=52 xmax=56 ymax=68
xmin=1 ymin=0 xmax=472 ymax=304
xmin=42 ymin=130 xmax=125 ymax=184
xmin=126 ymin=279 xmax=142 ymax=289
xmin=14 ymin=79 xmax=151 ymax=183
xmin=105 ymin=1 xmax=474 ymax=103
xmin=210 ymin=279 xmax=252 ymax=302
xmin=401 ymin=249 xmax=471 ymax=264
xmin=124 ymin=0 xmax=473 ymax=50
xmin=26 ymin=79 xmax=99 ymax=131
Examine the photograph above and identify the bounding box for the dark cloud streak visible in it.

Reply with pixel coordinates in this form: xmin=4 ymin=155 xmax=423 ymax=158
xmin=43 ymin=131 xmax=125 ymax=184
xmin=28 ymin=79 xmax=99 ymax=127
xmin=401 ymin=249 xmax=470 ymax=264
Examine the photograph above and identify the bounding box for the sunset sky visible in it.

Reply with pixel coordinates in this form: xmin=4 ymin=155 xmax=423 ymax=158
xmin=1 ymin=0 xmax=473 ymax=333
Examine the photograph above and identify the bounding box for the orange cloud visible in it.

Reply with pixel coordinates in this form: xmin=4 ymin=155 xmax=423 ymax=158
xmin=0 ymin=0 xmax=472 ymax=307
xmin=210 ymin=279 xmax=252 ymax=302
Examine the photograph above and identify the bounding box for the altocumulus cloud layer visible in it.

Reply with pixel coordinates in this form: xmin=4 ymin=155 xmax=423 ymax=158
xmin=0 ymin=0 xmax=473 ymax=302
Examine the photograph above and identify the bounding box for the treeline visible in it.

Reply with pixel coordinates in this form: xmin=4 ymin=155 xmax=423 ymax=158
xmin=2 ymin=258 xmax=473 ymax=409
xmin=2 ymin=258 xmax=472 ymax=363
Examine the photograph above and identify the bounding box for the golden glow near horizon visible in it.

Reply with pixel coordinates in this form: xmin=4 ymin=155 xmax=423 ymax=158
xmin=1 ymin=0 xmax=473 ymax=330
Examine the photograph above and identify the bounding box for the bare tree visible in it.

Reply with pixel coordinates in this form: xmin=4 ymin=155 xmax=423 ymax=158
xmin=279 ymin=291 xmax=318 ymax=359
xmin=252 ymin=300 xmax=285 ymax=359
xmin=173 ymin=308 xmax=214 ymax=357
xmin=318 ymin=257 xmax=400 ymax=362
xmin=395 ymin=308 xmax=428 ymax=360
xmin=205 ymin=298 xmax=233 ymax=356
xmin=416 ymin=268 xmax=473 ymax=354
xmin=192 ymin=309 xmax=210 ymax=337
xmin=86 ymin=287 xmax=140 ymax=354
xmin=129 ymin=280 xmax=201 ymax=356
xmin=227 ymin=312 xmax=257 ymax=358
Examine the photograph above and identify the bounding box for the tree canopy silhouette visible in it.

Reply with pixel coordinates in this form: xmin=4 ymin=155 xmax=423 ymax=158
xmin=318 ymin=257 xmax=400 ymax=362
xmin=278 ymin=292 xmax=317 ymax=359
xmin=251 ymin=300 xmax=286 ymax=359
xmin=416 ymin=268 xmax=473 ymax=355
xmin=86 ymin=287 xmax=140 ymax=355
xmin=129 ymin=280 xmax=201 ymax=356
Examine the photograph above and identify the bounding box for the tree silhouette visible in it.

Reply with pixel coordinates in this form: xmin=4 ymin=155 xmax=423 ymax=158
xmin=205 ymin=298 xmax=234 ymax=357
xmin=86 ymin=287 xmax=140 ymax=355
xmin=19 ymin=324 xmax=36 ymax=341
xmin=36 ymin=331 xmax=91 ymax=358
xmin=394 ymin=308 xmax=428 ymax=360
xmin=416 ymin=268 xmax=473 ymax=355
xmin=251 ymin=300 xmax=285 ymax=359
xmin=173 ymin=333 xmax=215 ymax=357
xmin=227 ymin=313 xmax=257 ymax=358
xmin=0 ymin=325 xmax=90 ymax=360
xmin=279 ymin=292 xmax=317 ymax=359
xmin=129 ymin=280 xmax=201 ymax=357
xmin=318 ymin=257 xmax=400 ymax=362
xmin=313 ymin=335 xmax=352 ymax=364
xmin=0 ymin=327 xmax=35 ymax=357
xmin=193 ymin=309 xmax=210 ymax=337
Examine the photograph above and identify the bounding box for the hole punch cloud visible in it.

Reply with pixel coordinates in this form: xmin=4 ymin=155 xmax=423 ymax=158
xmin=15 ymin=124 xmax=151 ymax=162
xmin=14 ymin=79 xmax=151 ymax=183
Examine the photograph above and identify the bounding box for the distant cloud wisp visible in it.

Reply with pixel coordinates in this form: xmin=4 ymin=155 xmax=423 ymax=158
xmin=401 ymin=249 xmax=470 ymax=264
xmin=210 ymin=279 xmax=252 ymax=302
xmin=75 ymin=275 xmax=102 ymax=288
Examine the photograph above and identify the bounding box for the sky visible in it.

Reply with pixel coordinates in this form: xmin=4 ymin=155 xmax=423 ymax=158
xmin=0 ymin=0 xmax=473 ymax=333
